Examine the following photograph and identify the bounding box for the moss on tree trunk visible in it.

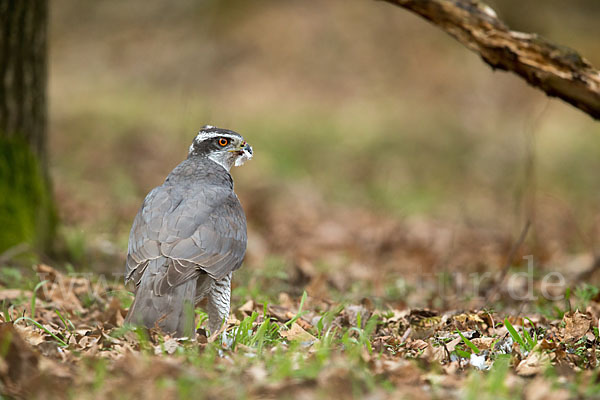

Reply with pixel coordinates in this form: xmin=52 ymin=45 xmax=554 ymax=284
xmin=0 ymin=137 xmax=57 ymax=253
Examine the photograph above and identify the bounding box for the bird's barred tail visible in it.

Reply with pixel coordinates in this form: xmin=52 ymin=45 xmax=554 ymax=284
xmin=125 ymin=257 xmax=197 ymax=337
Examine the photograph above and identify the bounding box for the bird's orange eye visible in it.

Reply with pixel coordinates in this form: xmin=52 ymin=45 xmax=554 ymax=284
xmin=218 ymin=138 xmax=229 ymax=147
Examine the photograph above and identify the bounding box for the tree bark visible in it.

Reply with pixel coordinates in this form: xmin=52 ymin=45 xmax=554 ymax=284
xmin=383 ymin=0 xmax=600 ymax=120
xmin=0 ymin=0 xmax=55 ymax=255
xmin=0 ymin=0 xmax=48 ymax=163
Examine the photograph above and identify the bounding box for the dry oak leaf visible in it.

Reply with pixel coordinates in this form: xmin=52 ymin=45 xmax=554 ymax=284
xmin=562 ymin=310 xmax=592 ymax=342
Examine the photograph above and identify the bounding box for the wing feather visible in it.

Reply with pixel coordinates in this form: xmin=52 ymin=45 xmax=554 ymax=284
xmin=125 ymin=181 xmax=247 ymax=294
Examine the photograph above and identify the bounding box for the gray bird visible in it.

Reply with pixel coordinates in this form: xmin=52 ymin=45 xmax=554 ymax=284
xmin=124 ymin=126 xmax=253 ymax=337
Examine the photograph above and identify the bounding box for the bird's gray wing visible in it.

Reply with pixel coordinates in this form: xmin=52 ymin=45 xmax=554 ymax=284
xmin=125 ymin=184 xmax=247 ymax=295
xmin=125 ymin=187 xmax=168 ymax=285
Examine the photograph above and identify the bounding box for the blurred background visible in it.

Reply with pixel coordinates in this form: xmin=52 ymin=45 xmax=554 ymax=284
xmin=47 ymin=0 xmax=600 ymax=309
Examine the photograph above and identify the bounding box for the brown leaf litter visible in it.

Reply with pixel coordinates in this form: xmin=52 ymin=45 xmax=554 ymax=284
xmin=0 ymin=264 xmax=599 ymax=399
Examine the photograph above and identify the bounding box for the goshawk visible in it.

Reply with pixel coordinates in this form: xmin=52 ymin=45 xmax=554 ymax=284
xmin=124 ymin=126 xmax=252 ymax=337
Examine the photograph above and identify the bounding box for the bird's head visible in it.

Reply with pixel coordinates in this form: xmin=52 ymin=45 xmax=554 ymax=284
xmin=188 ymin=125 xmax=253 ymax=171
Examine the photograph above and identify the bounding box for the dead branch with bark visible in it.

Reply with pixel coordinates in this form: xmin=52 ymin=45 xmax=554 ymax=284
xmin=383 ymin=0 xmax=600 ymax=119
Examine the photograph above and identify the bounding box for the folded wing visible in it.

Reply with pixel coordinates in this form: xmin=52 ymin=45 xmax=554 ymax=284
xmin=125 ymin=183 xmax=247 ymax=295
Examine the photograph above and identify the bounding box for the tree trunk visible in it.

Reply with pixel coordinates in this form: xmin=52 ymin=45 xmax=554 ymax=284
xmin=0 ymin=0 xmax=56 ymax=255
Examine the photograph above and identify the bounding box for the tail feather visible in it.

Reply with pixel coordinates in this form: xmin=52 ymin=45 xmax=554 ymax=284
xmin=125 ymin=257 xmax=197 ymax=337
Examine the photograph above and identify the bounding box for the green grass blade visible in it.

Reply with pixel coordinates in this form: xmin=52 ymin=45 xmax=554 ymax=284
xmin=1 ymin=300 xmax=11 ymax=322
xmin=455 ymin=348 xmax=471 ymax=358
xmin=504 ymin=318 xmax=527 ymax=350
xmin=195 ymin=310 xmax=208 ymax=331
xmin=521 ymin=323 xmax=536 ymax=350
xmin=55 ymin=310 xmax=75 ymax=333
xmin=524 ymin=317 xmax=537 ymax=349
xmin=14 ymin=316 xmax=68 ymax=347
xmin=285 ymin=291 xmax=308 ymax=328
xmin=457 ymin=330 xmax=480 ymax=354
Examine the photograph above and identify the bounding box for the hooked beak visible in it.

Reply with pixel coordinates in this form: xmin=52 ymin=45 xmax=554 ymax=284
xmin=230 ymin=141 xmax=253 ymax=166
xmin=229 ymin=141 xmax=253 ymax=157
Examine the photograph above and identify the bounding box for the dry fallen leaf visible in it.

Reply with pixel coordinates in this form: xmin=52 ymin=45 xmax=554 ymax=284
xmin=237 ymin=300 xmax=254 ymax=314
xmin=101 ymin=297 xmax=126 ymax=327
xmin=562 ymin=311 xmax=591 ymax=343
xmin=35 ymin=264 xmax=84 ymax=312
xmin=516 ymin=350 xmax=550 ymax=377
xmin=267 ymin=304 xmax=290 ymax=322
xmin=471 ymin=337 xmax=496 ymax=351
xmin=154 ymin=337 xmax=180 ymax=355
xmin=13 ymin=324 xmax=46 ymax=347
xmin=279 ymin=323 xmax=317 ymax=345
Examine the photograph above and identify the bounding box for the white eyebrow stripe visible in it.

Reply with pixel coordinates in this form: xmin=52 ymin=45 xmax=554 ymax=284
xmin=193 ymin=131 xmax=241 ymax=142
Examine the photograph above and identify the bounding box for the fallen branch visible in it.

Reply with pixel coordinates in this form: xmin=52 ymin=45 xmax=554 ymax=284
xmin=383 ymin=0 xmax=600 ymax=119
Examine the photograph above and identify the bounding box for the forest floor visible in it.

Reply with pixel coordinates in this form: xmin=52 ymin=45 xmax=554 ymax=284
xmin=2 ymin=192 xmax=600 ymax=399
xmin=1 ymin=263 xmax=600 ymax=399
